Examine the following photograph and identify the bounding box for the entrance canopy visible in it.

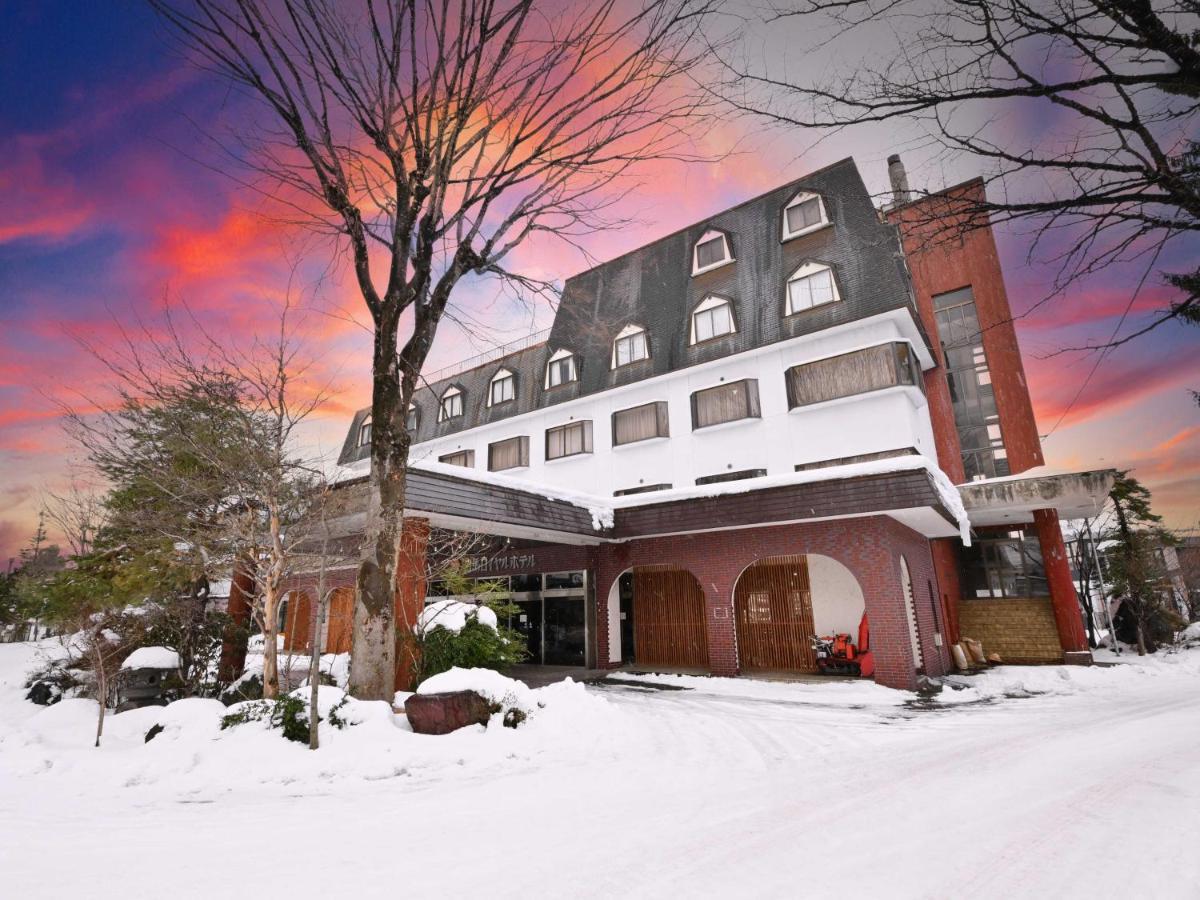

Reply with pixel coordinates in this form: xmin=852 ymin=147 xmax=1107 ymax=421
xmin=958 ymin=469 xmax=1116 ymax=529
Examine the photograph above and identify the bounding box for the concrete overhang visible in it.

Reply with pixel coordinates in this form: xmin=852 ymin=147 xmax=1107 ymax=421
xmin=958 ymin=468 xmax=1116 ymax=528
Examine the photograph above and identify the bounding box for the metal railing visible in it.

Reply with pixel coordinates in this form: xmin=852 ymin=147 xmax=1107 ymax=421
xmin=420 ymin=327 xmax=551 ymax=385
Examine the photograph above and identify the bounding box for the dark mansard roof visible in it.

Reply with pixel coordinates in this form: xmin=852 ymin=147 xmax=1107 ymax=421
xmin=339 ymin=157 xmax=924 ymax=466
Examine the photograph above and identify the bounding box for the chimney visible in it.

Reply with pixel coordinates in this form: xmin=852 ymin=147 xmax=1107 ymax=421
xmin=887 ymin=154 xmax=911 ymax=205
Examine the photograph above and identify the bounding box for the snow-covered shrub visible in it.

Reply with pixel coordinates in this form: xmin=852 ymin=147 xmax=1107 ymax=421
xmin=221 ymin=694 xmax=310 ymax=744
xmin=413 ymin=612 xmax=526 ymax=686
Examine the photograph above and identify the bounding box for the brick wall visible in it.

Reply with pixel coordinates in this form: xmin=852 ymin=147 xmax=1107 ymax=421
xmin=958 ymin=598 xmax=1063 ymax=663
xmin=596 ymin=516 xmax=951 ymax=689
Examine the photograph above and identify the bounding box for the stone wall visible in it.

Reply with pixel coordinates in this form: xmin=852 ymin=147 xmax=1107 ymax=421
xmin=958 ymin=598 xmax=1063 ymax=664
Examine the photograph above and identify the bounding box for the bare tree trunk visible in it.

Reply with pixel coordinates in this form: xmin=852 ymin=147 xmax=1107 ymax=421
xmin=262 ymin=586 xmax=280 ymax=699
xmin=308 ymin=522 xmax=330 ymax=750
xmin=92 ymin=633 xmax=107 ymax=749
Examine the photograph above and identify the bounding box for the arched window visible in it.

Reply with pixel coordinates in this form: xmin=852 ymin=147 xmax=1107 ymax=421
xmin=488 ymin=368 xmax=516 ymax=406
xmin=782 ymin=191 xmax=829 ymax=240
xmin=439 ymin=386 xmax=464 ymax=422
xmin=545 ymin=349 xmax=578 ymax=388
xmin=785 ymin=262 xmax=840 ymax=315
xmin=612 ymin=324 xmax=649 ymax=368
xmin=357 ymin=416 xmax=372 ymax=447
xmin=690 ymin=295 xmax=736 ymax=344
xmin=692 ymin=229 xmax=733 ymax=275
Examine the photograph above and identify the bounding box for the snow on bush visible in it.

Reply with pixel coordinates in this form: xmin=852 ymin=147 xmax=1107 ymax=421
xmin=417 ymin=599 xmax=498 ymax=635
xmin=1181 ymin=622 xmax=1200 ymax=645
xmin=120 ymin=646 xmax=181 ymax=670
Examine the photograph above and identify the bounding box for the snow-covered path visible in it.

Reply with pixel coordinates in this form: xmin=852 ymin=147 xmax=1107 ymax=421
xmin=2 ymin=646 xmax=1198 ymax=899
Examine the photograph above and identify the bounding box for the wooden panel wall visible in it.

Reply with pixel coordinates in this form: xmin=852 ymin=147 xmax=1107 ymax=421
xmin=734 ymin=555 xmax=818 ymax=672
xmin=632 ymin=567 xmax=709 ymax=668
xmin=325 ymin=587 xmax=355 ymax=654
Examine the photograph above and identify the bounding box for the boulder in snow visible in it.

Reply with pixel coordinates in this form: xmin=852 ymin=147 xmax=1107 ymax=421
xmin=405 ymin=690 xmax=493 ymax=735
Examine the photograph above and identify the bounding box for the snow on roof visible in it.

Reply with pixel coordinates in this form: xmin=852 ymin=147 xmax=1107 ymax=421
xmin=121 ymin=647 xmax=181 ymax=671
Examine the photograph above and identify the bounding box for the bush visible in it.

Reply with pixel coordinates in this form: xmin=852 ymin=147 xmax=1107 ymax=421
xmin=220 ymin=694 xmax=311 ymax=744
xmin=414 ymin=616 xmax=526 ymax=686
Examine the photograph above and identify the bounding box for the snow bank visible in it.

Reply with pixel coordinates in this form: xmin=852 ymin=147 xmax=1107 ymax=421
xmin=416 ymin=599 xmax=498 ymax=635
xmin=120 ymin=646 xmax=181 ymax=670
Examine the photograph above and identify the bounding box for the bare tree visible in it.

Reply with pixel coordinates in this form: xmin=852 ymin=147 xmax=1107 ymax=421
xmin=150 ymin=0 xmax=720 ymax=699
xmin=42 ymin=474 xmax=109 ymax=559
xmin=721 ymin=0 xmax=1200 ymax=343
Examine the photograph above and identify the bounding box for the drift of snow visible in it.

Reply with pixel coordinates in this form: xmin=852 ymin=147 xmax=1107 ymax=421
xmin=416 ymin=599 xmax=498 ymax=635
xmin=120 ymin=646 xmax=180 ymax=670
xmin=3 ymin=640 xmax=1200 ymax=898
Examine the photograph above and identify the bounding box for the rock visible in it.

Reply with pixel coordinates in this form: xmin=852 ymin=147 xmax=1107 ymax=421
xmin=145 ymin=723 xmax=165 ymax=743
xmin=25 ymin=680 xmax=61 ymax=706
xmin=405 ymin=690 xmax=492 ymax=735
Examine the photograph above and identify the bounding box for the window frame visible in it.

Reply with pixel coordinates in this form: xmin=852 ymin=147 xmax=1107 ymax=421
xmin=691 ymin=229 xmax=734 ymax=275
xmin=784 ymin=262 xmax=840 ymax=316
xmin=438 ymin=387 xmax=465 ymax=422
xmin=405 ymin=405 xmax=419 ymax=432
xmin=690 ymin=379 xmax=761 ymax=430
xmin=487 ymin=435 xmax=530 ymax=471
xmin=545 ymin=349 xmax=578 ymax=389
xmin=785 ymin=342 xmax=924 ymax=410
xmin=438 ymin=449 xmax=475 ymax=468
xmin=781 ymin=191 xmax=830 ymax=241
xmin=544 ymin=420 xmax=594 ymax=461
xmin=689 ymin=295 xmax=737 ymax=345
xmin=357 ymin=416 xmax=372 ymax=447
xmin=611 ymin=401 xmax=670 ymax=446
xmin=611 ymin=324 xmax=649 ymax=368
xmin=488 ymin=368 xmax=516 ymax=407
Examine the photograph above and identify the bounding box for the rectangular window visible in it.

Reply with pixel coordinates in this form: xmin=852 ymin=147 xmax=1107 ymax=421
xmin=614 ymin=331 xmax=648 ymax=366
xmin=695 ymin=236 xmax=726 ymax=269
xmin=785 ymin=343 xmax=922 ymax=408
xmin=933 ymin=286 xmax=1009 ymax=479
xmin=613 ymin=483 xmax=673 ymax=497
xmin=438 ymin=450 xmax=474 ymax=468
xmin=547 ymin=356 xmax=576 ymax=388
xmin=488 ymin=436 xmax=529 ymax=471
xmin=693 ymin=303 xmax=733 ymax=342
xmin=490 ymin=375 xmax=515 ymax=405
xmin=786 ymin=267 xmax=836 ymax=313
xmin=406 ymin=407 xmax=418 ymax=431
xmin=785 ymin=198 xmax=822 ymax=234
xmin=961 ymin=530 xmax=1049 ymax=598
xmin=439 ymin=392 xmax=464 ymax=421
xmin=545 ymin=420 xmax=593 ymax=460
xmin=695 ymin=468 xmax=767 ymax=485
xmin=691 ymin=379 xmax=760 ymax=429
xmin=612 ymin=401 xmax=669 ymax=446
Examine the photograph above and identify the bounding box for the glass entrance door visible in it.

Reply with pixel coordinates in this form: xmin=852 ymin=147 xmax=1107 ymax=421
xmin=543 ymin=595 xmax=586 ymax=666
xmin=511 ymin=599 xmax=543 ymax=664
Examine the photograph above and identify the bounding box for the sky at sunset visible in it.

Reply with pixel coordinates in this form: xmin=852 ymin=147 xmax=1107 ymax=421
xmin=1 ymin=1 xmax=1198 ymax=566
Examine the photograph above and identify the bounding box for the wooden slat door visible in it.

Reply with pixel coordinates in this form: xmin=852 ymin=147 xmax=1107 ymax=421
xmin=325 ymin=587 xmax=355 ymax=654
xmin=734 ymin=555 xmax=818 ymax=672
xmin=632 ymin=567 xmax=709 ymax=668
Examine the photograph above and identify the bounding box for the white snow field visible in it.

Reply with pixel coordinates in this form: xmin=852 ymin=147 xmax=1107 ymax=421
xmin=1 ymin=642 xmax=1198 ymax=900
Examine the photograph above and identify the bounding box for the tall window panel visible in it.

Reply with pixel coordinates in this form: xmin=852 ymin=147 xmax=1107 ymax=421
xmin=933 ymin=287 xmax=1009 ymax=479
xmin=691 ymin=379 xmax=760 ymax=429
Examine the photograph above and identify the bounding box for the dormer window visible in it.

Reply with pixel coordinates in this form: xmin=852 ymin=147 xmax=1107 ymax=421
xmin=545 ymin=349 xmax=578 ymax=389
xmin=612 ymin=325 xmax=649 ymax=368
xmin=692 ymin=230 xmax=733 ymax=275
xmin=406 ymin=404 xmax=418 ymax=431
xmin=690 ymin=295 xmax=736 ymax=344
xmin=786 ymin=262 xmax=840 ymax=315
xmin=439 ymin=386 xmax=464 ymax=422
xmin=782 ymin=191 xmax=829 ymax=240
xmin=357 ymin=416 xmax=372 ymax=447
xmin=488 ymin=369 xmax=516 ymax=406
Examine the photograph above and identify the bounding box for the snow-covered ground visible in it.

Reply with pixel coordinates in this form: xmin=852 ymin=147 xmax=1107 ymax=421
xmin=1 ymin=641 xmax=1198 ymax=899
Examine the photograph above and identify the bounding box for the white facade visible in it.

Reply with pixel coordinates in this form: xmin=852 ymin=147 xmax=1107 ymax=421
xmin=411 ymin=309 xmax=939 ymax=499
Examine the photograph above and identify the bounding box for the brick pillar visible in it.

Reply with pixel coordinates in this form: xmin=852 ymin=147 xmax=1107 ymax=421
xmin=702 ymin=574 xmax=738 ymax=676
xmin=218 ymin=557 xmax=255 ymax=683
xmin=1033 ymin=508 xmax=1090 ymax=660
xmin=394 ymin=517 xmax=430 ymax=691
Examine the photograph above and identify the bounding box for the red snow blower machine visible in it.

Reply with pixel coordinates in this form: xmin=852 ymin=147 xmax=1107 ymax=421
xmin=810 ymin=613 xmax=874 ymax=678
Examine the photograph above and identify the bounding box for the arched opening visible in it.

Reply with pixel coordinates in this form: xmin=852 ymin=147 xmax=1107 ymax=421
xmin=613 ymin=566 xmax=709 ymax=669
xmin=324 ymin=587 xmax=355 ymax=654
xmin=734 ymin=554 xmax=865 ymax=672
